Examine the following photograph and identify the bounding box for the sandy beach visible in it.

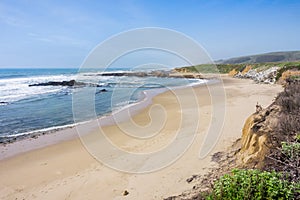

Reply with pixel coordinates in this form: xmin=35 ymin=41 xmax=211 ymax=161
xmin=0 ymin=76 xmax=283 ymax=200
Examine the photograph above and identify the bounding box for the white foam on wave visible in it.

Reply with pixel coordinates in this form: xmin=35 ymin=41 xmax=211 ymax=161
xmin=0 ymin=74 xmax=77 ymax=103
xmin=187 ymin=78 xmax=209 ymax=87
xmin=0 ymin=70 xmax=211 ymax=139
xmin=0 ymin=120 xmax=90 ymax=138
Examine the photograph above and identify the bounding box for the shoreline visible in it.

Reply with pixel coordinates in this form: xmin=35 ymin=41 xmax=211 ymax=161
xmin=0 ymin=68 xmax=205 ymax=143
xmin=0 ymin=76 xmax=207 ymax=142
xmin=0 ymin=76 xmax=283 ymax=199
xmin=0 ymin=77 xmax=209 ymax=160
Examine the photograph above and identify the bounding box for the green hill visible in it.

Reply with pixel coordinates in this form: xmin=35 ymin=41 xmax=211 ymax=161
xmin=218 ymin=51 xmax=300 ymax=64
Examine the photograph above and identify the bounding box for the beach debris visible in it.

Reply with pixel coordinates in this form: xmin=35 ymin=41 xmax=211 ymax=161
xmin=122 ymin=190 xmax=129 ymax=196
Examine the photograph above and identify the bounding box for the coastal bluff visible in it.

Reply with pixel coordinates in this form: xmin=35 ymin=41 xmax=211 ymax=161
xmin=238 ymin=103 xmax=280 ymax=167
xmin=238 ymin=79 xmax=300 ymax=168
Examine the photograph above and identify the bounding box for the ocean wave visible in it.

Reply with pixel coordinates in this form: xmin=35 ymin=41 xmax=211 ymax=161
xmin=0 ymin=122 xmax=82 ymax=140
xmin=0 ymin=74 xmax=77 ymax=103
xmin=0 ymin=74 xmax=26 ymax=80
xmin=0 ymin=68 xmax=209 ymax=139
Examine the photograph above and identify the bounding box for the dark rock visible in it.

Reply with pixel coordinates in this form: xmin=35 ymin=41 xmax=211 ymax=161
xmin=186 ymin=175 xmax=199 ymax=183
xmin=98 ymin=70 xmax=172 ymax=78
xmin=97 ymin=89 xmax=108 ymax=93
xmin=91 ymin=70 xmax=206 ymax=80
xmin=186 ymin=177 xmax=194 ymax=183
xmin=29 ymin=80 xmax=76 ymax=87
xmin=122 ymin=190 xmax=129 ymax=196
xmin=29 ymin=80 xmax=102 ymax=87
xmin=211 ymin=151 xmax=224 ymax=162
xmin=101 ymin=72 xmax=129 ymax=76
xmin=0 ymin=101 xmax=8 ymax=105
xmin=31 ymin=134 xmax=38 ymax=139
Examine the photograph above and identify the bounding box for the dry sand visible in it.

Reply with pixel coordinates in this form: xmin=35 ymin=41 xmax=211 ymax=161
xmin=0 ymin=77 xmax=282 ymax=200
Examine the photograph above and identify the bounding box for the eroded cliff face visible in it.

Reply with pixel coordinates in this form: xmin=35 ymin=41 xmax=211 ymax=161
xmin=238 ymin=79 xmax=300 ymax=169
xmin=174 ymin=67 xmax=189 ymax=73
xmin=238 ymin=104 xmax=280 ymax=167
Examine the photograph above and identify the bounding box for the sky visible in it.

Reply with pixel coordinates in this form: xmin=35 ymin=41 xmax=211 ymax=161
xmin=0 ymin=0 xmax=300 ymax=68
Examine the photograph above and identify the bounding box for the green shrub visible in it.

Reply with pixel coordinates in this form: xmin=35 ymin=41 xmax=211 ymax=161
xmin=281 ymin=142 xmax=300 ymax=160
xmin=276 ymin=64 xmax=300 ymax=81
xmin=290 ymin=75 xmax=300 ymax=80
xmin=296 ymin=134 xmax=300 ymax=142
xmin=206 ymin=169 xmax=296 ymax=200
xmin=178 ymin=61 xmax=300 ymax=74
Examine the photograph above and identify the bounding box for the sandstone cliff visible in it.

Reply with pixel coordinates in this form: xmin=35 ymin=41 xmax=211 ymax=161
xmin=238 ymin=103 xmax=280 ymax=167
xmin=238 ymin=79 xmax=300 ymax=169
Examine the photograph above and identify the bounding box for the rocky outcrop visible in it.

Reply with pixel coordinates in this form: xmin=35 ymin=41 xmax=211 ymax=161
xmin=241 ymin=65 xmax=252 ymax=75
xmin=100 ymin=72 xmax=148 ymax=77
xmin=238 ymin=104 xmax=280 ymax=167
xmin=169 ymin=73 xmax=203 ymax=79
xmin=238 ymin=79 xmax=300 ymax=168
xmin=29 ymin=80 xmax=102 ymax=87
xmin=0 ymin=101 xmax=9 ymax=106
xmin=234 ymin=67 xmax=279 ymax=84
xmin=96 ymin=89 xmax=108 ymax=93
xmin=97 ymin=70 xmax=204 ymax=79
xmin=174 ymin=67 xmax=189 ymax=74
xmin=91 ymin=70 xmax=168 ymax=78
xmin=85 ymin=70 xmax=204 ymax=79
xmin=228 ymin=68 xmax=238 ymax=77
xmin=278 ymin=70 xmax=300 ymax=85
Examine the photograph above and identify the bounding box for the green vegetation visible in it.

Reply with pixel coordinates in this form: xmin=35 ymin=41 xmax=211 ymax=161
xmin=205 ymin=169 xmax=297 ymax=200
xmin=219 ymin=51 xmax=300 ymax=64
xmin=202 ymin=81 xmax=300 ymax=200
xmin=290 ymin=75 xmax=300 ymax=81
xmin=178 ymin=64 xmax=244 ymax=74
xmin=175 ymin=51 xmax=300 ymax=74
xmin=281 ymin=142 xmax=300 ymax=160
xmin=275 ymin=63 xmax=300 ymax=80
xmin=296 ymin=134 xmax=300 ymax=142
xmin=176 ymin=61 xmax=300 ymax=74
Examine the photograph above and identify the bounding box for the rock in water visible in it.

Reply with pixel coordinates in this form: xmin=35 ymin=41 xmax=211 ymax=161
xmin=96 ymin=89 xmax=108 ymax=93
xmin=29 ymin=80 xmax=102 ymax=87
xmin=0 ymin=101 xmax=9 ymax=105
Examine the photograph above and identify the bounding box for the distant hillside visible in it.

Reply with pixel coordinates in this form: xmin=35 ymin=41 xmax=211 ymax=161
xmin=175 ymin=61 xmax=300 ymax=74
xmin=218 ymin=51 xmax=300 ymax=64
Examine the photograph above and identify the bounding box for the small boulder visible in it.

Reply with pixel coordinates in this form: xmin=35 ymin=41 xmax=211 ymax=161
xmin=97 ymin=89 xmax=108 ymax=94
xmin=122 ymin=190 xmax=129 ymax=196
xmin=0 ymin=101 xmax=9 ymax=105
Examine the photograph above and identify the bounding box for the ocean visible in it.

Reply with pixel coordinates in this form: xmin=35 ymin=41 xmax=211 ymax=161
xmin=0 ymin=68 xmax=206 ymax=139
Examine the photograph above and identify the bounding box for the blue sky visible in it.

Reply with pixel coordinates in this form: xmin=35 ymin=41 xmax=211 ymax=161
xmin=0 ymin=0 xmax=299 ymax=68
